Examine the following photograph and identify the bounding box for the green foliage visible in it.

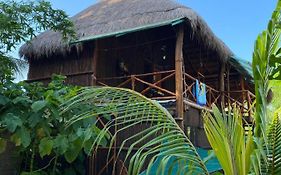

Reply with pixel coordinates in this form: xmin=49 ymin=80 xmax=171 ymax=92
xmin=252 ymin=0 xmax=280 ymax=139
xmin=39 ymin=138 xmax=54 ymax=158
xmin=268 ymin=80 xmax=281 ymax=119
xmin=62 ymin=87 xmax=209 ymax=175
xmin=251 ymin=0 xmax=281 ymax=173
xmin=203 ymin=106 xmax=253 ymax=175
xmin=0 ymin=137 xmax=6 ymax=154
xmin=263 ymin=109 xmax=281 ymax=174
xmin=0 ymin=75 xmax=106 ymax=174
xmin=0 ymin=0 xmax=76 ymax=80
xmin=0 ymin=0 xmax=75 ymax=52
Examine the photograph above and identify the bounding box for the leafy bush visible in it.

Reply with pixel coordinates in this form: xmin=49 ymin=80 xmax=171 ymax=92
xmin=0 ymin=75 xmax=108 ymax=174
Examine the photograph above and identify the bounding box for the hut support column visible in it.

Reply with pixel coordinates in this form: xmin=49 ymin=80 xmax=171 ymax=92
xmin=92 ymin=40 xmax=99 ymax=86
xmin=227 ymin=64 xmax=230 ymax=105
xmin=175 ymin=24 xmax=184 ymax=129
xmin=240 ymin=76 xmax=246 ymax=115
xmin=219 ymin=63 xmax=225 ymax=108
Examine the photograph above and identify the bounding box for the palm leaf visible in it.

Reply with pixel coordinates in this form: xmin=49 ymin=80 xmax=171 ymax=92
xmin=203 ymin=105 xmax=253 ymax=175
xmin=252 ymin=1 xmax=281 ymax=173
xmin=60 ymin=87 xmax=209 ymax=175
xmin=262 ymin=108 xmax=281 ymax=174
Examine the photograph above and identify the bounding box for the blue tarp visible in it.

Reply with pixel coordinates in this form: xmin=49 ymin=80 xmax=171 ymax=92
xmin=193 ymin=80 xmax=207 ymax=106
xmin=139 ymin=148 xmax=221 ymax=175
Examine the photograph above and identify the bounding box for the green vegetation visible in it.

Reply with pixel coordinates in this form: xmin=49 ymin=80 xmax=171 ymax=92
xmin=203 ymin=106 xmax=253 ymax=175
xmin=0 ymin=0 xmax=75 ymax=81
xmin=0 ymin=0 xmax=91 ymax=174
xmin=0 ymin=75 xmax=108 ymax=174
xmin=64 ymin=0 xmax=281 ymax=174
xmin=62 ymin=87 xmax=209 ymax=174
xmin=0 ymin=0 xmax=280 ymax=174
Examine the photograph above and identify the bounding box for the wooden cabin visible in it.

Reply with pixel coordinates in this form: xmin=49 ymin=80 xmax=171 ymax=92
xmin=20 ymin=0 xmax=255 ymax=174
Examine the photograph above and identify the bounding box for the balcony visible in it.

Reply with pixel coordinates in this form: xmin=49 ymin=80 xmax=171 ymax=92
xmin=96 ymin=70 xmax=255 ymax=119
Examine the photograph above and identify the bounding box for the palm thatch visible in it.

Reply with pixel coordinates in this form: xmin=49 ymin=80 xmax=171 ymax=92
xmin=19 ymin=0 xmax=232 ymax=61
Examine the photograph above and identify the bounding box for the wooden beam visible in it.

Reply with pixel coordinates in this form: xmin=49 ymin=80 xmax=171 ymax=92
xmin=175 ymin=24 xmax=184 ymax=129
xmin=240 ymin=75 xmax=246 ymax=103
xmin=227 ymin=64 xmax=230 ymax=105
xmin=219 ymin=62 xmax=226 ymax=107
xmin=92 ymin=40 xmax=99 ymax=86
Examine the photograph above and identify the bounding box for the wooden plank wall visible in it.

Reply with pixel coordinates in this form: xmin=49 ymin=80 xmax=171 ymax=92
xmin=28 ymin=41 xmax=95 ymax=86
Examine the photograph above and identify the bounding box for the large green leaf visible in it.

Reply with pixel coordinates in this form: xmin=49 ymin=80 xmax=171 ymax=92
xmin=3 ymin=113 xmax=22 ymax=132
xmin=31 ymin=100 xmax=47 ymax=112
xmin=53 ymin=134 xmax=69 ymax=154
xmin=251 ymin=0 xmax=281 ymax=173
xmin=61 ymin=87 xmax=209 ymax=175
xmin=39 ymin=137 xmax=54 ymax=158
xmin=19 ymin=126 xmax=31 ymax=148
xmin=0 ymin=94 xmax=10 ymax=105
xmin=64 ymin=138 xmax=83 ymax=163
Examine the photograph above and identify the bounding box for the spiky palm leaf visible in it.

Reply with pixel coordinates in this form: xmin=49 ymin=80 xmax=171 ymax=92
xmin=252 ymin=0 xmax=281 ymax=173
xmin=203 ymin=105 xmax=253 ymax=175
xmin=61 ymin=87 xmax=209 ymax=175
xmin=263 ymin=109 xmax=281 ymax=174
xmin=252 ymin=0 xmax=281 ymax=139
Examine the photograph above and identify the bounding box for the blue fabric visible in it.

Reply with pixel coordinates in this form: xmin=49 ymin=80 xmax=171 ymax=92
xmin=139 ymin=148 xmax=221 ymax=175
xmin=193 ymin=80 xmax=207 ymax=106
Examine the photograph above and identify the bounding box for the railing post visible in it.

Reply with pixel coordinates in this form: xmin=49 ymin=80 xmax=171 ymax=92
xmin=175 ymin=24 xmax=185 ymax=129
xmin=240 ymin=76 xmax=246 ymax=116
xmin=92 ymin=40 xmax=99 ymax=86
xmin=131 ymin=75 xmax=135 ymax=91
xmin=207 ymin=89 xmax=211 ymax=107
xmin=219 ymin=63 xmax=226 ymax=108
xmin=247 ymin=91 xmax=252 ymax=119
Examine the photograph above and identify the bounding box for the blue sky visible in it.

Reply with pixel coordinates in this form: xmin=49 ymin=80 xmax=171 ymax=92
xmin=15 ymin=0 xmax=277 ymax=81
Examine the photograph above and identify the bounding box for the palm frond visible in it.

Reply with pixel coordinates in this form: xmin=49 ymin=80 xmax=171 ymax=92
xmin=252 ymin=1 xmax=281 ymax=172
xmin=61 ymin=87 xmax=209 ymax=175
xmin=203 ymin=105 xmax=253 ymax=175
xmin=263 ymin=108 xmax=281 ymax=174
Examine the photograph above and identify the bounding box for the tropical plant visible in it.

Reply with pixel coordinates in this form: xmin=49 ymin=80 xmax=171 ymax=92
xmin=251 ymin=0 xmax=281 ymax=174
xmin=62 ymin=1 xmax=281 ymax=175
xmin=61 ymin=87 xmax=209 ymax=175
xmin=0 ymin=0 xmax=75 ymax=80
xmin=0 ymin=75 xmax=107 ymax=174
xmin=204 ymin=1 xmax=281 ymax=174
xmin=203 ymin=106 xmax=253 ymax=175
xmin=263 ymin=107 xmax=281 ymax=174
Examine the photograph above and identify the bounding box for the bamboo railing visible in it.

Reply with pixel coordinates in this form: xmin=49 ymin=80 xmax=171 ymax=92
xmin=97 ymin=70 xmax=255 ymax=118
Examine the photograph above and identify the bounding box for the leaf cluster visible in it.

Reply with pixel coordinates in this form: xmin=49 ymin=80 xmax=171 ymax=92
xmin=0 ymin=0 xmax=75 ymax=52
xmin=61 ymin=87 xmax=209 ymax=175
xmin=0 ymin=0 xmax=76 ymax=80
xmin=0 ymin=75 xmax=106 ymax=174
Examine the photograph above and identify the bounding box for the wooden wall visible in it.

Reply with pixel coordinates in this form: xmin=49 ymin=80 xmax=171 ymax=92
xmin=96 ymin=26 xmax=176 ymax=93
xmin=28 ymin=41 xmax=95 ymax=86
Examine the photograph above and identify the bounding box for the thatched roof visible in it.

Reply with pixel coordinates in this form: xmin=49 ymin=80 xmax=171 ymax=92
xmin=20 ymin=0 xmax=233 ymax=62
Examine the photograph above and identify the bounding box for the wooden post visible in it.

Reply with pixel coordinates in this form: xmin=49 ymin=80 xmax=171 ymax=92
xmin=240 ymin=76 xmax=246 ymax=116
xmin=219 ymin=63 xmax=225 ymax=108
xmin=175 ymin=24 xmax=184 ymax=129
xmin=227 ymin=64 xmax=230 ymax=106
xmin=131 ymin=75 xmax=135 ymax=91
xmin=92 ymin=40 xmax=99 ymax=86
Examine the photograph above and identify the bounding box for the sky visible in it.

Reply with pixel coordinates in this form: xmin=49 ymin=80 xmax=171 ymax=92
xmin=15 ymin=0 xmax=277 ymax=81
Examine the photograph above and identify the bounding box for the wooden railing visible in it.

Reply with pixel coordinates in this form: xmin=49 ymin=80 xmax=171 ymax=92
xmin=97 ymin=70 xmax=176 ymax=100
xmin=97 ymin=70 xmax=255 ymax=117
xmin=183 ymin=73 xmax=221 ymax=107
xmin=223 ymin=90 xmax=255 ymax=120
